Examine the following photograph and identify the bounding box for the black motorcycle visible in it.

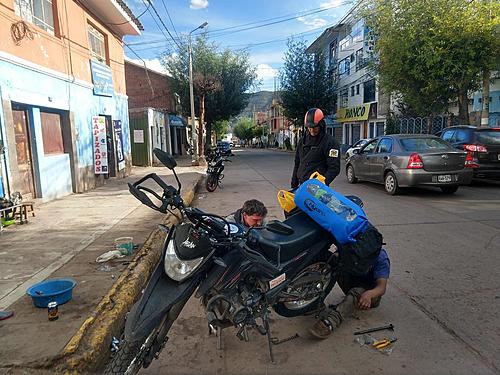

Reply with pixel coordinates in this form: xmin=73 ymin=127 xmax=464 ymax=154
xmin=205 ymin=148 xmax=231 ymax=192
xmin=105 ymin=148 xmax=362 ymax=374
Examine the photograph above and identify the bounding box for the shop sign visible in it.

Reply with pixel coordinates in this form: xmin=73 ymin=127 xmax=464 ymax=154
xmin=337 ymin=104 xmax=371 ymax=122
xmin=90 ymin=60 xmax=114 ymax=97
xmin=92 ymin=116 xmax=108 ymax=174
xmin=113 ymin=120 xmax=125 ymax=171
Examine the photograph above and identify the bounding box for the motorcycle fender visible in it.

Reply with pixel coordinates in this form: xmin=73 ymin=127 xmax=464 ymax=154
xmin=124 ymin=261 xmax=201 ymax=343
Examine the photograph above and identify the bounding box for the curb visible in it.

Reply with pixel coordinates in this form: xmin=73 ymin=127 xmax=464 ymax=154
xmin=20 ymin=174 xmax=203 ymax=374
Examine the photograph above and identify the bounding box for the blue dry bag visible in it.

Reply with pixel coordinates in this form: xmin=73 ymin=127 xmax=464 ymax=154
xmin=294 ymin=179 xmax=368 ymax=244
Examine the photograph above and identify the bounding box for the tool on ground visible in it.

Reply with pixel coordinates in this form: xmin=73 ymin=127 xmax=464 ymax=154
xmin=354 ymin=323 xmax=394 ymax=335
xmin=270 ymin=333 xmax=300 ymax=345
xmin=372 ymin=338 xmax=397 ymax=350
xmin=0 ymin=310 xmax=14 ymax=321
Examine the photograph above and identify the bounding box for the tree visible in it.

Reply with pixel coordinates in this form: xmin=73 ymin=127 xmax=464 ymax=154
xmin=213 ymin=119 xmax=229 ymax=141
xmin=363 ymin=0 xmax=500 ymax=123
xmin=164 ymin=34 xmax=256 ymax=159
xmin=280 ymin=38 xmax=337 ymax=126
xmin=233 ymin=117 xmax=254 ymax=143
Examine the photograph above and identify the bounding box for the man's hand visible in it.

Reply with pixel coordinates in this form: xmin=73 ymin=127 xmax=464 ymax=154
xmin=358 ymin=290 xmax=374 ymax=310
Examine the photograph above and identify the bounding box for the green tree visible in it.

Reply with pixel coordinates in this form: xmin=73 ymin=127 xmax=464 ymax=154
xmin=164 ymin=34 xmax=256 ymax=158
xmin=213 ymin=119 xmax=229 ymax=141
xmin=363 ymin=0 xmax=500 ymax=123
xmin=280 ymin=38 xmax=337 ymax=126
xmin=233 ymin=117 xmax=254 ymax=143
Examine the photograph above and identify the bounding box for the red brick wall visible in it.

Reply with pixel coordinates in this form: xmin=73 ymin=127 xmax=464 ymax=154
xmin=125 ymin=61 xmax=175 ymax=111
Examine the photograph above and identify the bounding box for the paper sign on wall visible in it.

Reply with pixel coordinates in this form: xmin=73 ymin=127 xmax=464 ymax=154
xmin=134 ymin=130 xmax=144 ymax=143
xmin=92 ymin=116 xmax=108 ymax=174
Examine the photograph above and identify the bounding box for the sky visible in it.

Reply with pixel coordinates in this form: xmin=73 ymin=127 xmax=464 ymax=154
xmin=123 ymin=0 xmax=354 ymax=92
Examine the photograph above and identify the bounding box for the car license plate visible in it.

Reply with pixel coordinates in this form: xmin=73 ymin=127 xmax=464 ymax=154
xmin=438 ymin=175 xmax=452 ymax=183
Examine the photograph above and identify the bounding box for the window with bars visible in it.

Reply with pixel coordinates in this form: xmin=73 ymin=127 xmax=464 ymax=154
xmin=88 ymin=24 xmax=107 ymax=63
xmin=340 ymin=88 xmax=349 ymax=108
xmin=14 ymin=0 xmax=55 ymax=34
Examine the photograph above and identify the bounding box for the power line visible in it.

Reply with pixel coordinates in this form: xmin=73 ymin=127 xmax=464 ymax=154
xmin=144 ymin=0 xmax=183 ymax=50
xmin=160 ymin=0 xmax=180 ymax=40
xmin=123 ymin=41 xmax=155 ymax=97
xmin=141 ymin=0 xmax=177 ymax=51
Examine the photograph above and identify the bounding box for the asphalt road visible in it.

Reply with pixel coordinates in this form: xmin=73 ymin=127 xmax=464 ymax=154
xmin=143 ymin=148 xmax=500 ymax=375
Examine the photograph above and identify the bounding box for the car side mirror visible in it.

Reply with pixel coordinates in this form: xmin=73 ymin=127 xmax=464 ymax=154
xmin=265 ymin=220 xmax=294 ymax=235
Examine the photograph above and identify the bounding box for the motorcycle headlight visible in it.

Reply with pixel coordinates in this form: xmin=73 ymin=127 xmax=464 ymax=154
xmin=164 ymin=239 xmax=204 ymax=281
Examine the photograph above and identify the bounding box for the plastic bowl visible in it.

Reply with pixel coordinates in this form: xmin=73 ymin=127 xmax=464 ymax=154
xmin=26 ymin=278 xmax=77 ymax=308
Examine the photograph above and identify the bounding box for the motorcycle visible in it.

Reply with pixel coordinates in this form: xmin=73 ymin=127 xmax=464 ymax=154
xmin=205 ymin=148 xmax=232 ymax=192
xmin=105 ymin=148 xmax=363 ymax=374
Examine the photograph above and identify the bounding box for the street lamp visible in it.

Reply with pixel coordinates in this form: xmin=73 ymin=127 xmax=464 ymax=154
xmin=189 ymin=21 xmax=208 ymax=165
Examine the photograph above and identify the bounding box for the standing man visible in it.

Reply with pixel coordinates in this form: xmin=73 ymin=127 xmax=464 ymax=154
xmin=291 ymin=108 xmax=341 ymax=188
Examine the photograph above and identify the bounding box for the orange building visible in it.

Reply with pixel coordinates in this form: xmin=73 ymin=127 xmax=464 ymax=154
xmin=0 ymin=0 xmax=142 ymax=201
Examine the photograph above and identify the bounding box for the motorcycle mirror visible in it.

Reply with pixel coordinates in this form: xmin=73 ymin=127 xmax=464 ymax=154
xmin=265 ymin=220 xmax=294 ymax=235
xmin=153 ymin=148 xmax=177 ymax=170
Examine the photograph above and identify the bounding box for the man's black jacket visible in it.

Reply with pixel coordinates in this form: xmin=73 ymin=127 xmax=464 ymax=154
xmin=291 ymin=130 xmax=341 ymax=187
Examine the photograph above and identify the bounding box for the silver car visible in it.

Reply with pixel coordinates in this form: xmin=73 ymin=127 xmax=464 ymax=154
xmin=345 ymin=135 xmax=473 ymax=195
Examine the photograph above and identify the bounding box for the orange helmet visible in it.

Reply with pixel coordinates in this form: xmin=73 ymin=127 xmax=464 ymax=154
xmin=304 ymin=108 xmax=325 ymax=128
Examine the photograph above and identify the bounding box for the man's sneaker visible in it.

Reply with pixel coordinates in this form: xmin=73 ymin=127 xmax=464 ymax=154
xmin=308 ymin=318 xmax=334 ymax=339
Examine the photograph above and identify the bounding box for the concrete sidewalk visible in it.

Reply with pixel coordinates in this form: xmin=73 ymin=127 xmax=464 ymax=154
xmin=0 ymin=158 xmax=204 ymax=372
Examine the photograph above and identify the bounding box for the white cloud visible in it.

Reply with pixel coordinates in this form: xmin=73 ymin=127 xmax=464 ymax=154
xmin=256 ymin=64 xmax=278 ymax=80
xmin=320 ymin=0 xmax=344 ymax=9
xmin=125 ymin=56 xmax=167 ymax=75
xmin=190 ymin=0 xmax=209 ymax=10
xmin=297 ymin=16 xmax=327 ymax=28
xmin=249 ymin=51 xmax=284 ymax=65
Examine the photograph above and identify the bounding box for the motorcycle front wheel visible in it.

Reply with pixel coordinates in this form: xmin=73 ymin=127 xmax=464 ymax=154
xmin=206 ymin=174 xmax=218 ymax=192
xmin=104 ymin=339 xmax=144 ymax=375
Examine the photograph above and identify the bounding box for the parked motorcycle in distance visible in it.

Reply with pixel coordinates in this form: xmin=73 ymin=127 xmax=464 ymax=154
xmin=205 ymin=148 xmax=232 ymax=192
xmin=104 ymin=148 xmax=364 ymax=374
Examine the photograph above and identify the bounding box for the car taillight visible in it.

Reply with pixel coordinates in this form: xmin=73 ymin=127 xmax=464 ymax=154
xmin=407 ymin=153 xmax=423 ymax=169
xmin=464 ymin=151 xmax=479 ymax=168
xmin=464 ymin=144 xmax=488 ymax=153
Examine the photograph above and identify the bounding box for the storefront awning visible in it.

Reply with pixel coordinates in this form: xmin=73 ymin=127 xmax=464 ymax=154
xmin=169 ymin=114 xmax=187 ymax=128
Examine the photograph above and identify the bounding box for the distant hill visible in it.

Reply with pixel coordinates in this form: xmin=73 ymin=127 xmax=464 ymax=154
xmin=239 ymin=91 xmax=275 ymax=118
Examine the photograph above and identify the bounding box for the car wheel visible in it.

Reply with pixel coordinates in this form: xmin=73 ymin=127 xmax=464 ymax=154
xmin=346 ymin=165 xmax=358 ymax=183
xmin=384 ymin=171 xmax=400 ymax=195
xmin=440 ymin=186 xmax=459 ymax=194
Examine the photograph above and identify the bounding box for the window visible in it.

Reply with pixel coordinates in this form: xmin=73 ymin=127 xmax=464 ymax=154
xmin=361 ymin=139 xmax=378 ymax=153
xmin=356 ymin=84 xmax=360 ymax=95
xmin=364 ymin=79 xmax=376 ymax=103
xmin=339 ymin=35 xmax=351 ymax=51
xmin=351 ymin=19 xmax=364 ymax=43
xmin=338 ymin=58 xmax=350 ymax=77
xmin=88 ymin=23 xmax=107 ymax=63
xmin=340 ymin=87 xmax=349 ymax=108
xmin=376 ymin=138 xmax=393 ymax=153
xmin=14 ymin=0 xmax=55 ymax=34
xmin=376 ymin=121 xmax=385 ymax=136
xmin=455 ymin=129 xmax=469 ymax=143
xmin=369 ymin=122 xmax=374 ymax=138
xmin=442 ymin=130 xmax=455 ymax=142
xmin=355 ymin=49 xmax=364 ymax=71
xmin=400 ymin=138 xmax=452 ymax=152
xmin=352 ymin=124 xmax=361 ymax=144
xmin=351 ymin=86 xmax=355 ymax=97
xmin=329 ymin=40 xmax=338 ymax=66
xmin=41 ymin=112 xmax=65 ymax=155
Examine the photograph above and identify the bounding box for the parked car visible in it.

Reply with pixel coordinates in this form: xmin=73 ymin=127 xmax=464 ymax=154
xmin=216 ymin=141 xmax=232 ymax=156
xmin=438 ymin=125 xmax=500 ymax=179
xmin=345 ymin=139 xmax=371 ymax=158
xmin=345 ymin=134 xmax=473 ymax=195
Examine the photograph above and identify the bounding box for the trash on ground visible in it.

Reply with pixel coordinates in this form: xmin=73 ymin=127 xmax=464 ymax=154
xmin=0 ymin=310 xmax=14 ymax=321
xmin=97 ymin=264 xmax=115 ymax=272
xmin=114 ymin=237 xmax=134 ymax=256
xmin=355 ymin=334 xmax=375 ymax=346
xmin=96 ymin=250 xmax=125 ymax=263
xmin=48 ymin=301 xmax=59 ymax=321
xmin=111 ymin=337 xmax=120 ymax=352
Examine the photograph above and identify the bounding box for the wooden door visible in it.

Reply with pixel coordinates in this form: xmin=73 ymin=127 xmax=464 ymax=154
xmin=12 ymin=109 xmax=35 ymax=197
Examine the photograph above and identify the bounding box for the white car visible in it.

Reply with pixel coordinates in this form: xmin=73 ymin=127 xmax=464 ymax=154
xmin=345 ymin=139 xmax=371 ymax=159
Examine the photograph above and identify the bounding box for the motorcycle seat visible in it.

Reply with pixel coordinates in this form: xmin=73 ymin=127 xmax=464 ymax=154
xmin=257 ymin=211 xmax=331 ymax=262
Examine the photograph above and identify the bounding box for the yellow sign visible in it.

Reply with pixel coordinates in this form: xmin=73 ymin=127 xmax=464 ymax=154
xmin=337 ymin=104 xmax=371 ymax=122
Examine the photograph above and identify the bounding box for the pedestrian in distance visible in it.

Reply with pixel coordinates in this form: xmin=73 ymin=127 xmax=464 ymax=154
xmin=291 ymin=108 xmax=341 ymax=189
xmin=226 ymin=199 xmax=268 ymax=230
xmin=309 ymin=249 xmax=390 ymax=339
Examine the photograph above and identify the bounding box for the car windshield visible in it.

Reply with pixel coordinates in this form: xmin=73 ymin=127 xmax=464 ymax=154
xmin=400 ymin=137 xmax=452 ymax=152
xmin=475 ymin=130 xmax=500 ymax=145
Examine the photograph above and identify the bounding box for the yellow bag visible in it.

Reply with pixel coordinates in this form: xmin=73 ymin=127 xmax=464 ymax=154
xmin=277 ymin=172 xmax=327 ymax=212
xmin=277 ymin=190 xmax=296 ymax=213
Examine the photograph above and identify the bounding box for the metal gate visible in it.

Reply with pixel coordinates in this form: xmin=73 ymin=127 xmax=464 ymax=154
xmin=129 ymin=114 xmax=150 ymax=166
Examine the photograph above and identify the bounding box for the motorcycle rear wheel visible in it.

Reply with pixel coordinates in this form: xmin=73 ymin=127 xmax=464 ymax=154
xmin=206 ymin=174 xmax=218 ymax=192
xmin=273 ymin=258 xmax=335 ymax=317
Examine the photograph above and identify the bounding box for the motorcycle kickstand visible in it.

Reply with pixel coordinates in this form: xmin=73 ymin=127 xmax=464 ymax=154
xmin=216 ymin=326 xmax=222 ymax=350
xmin=263 ymin=317 xmax=276 ymax=365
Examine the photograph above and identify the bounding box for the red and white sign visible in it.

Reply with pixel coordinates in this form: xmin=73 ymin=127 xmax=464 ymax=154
xmin=92 ymin=116 xmax=108 ymax=174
